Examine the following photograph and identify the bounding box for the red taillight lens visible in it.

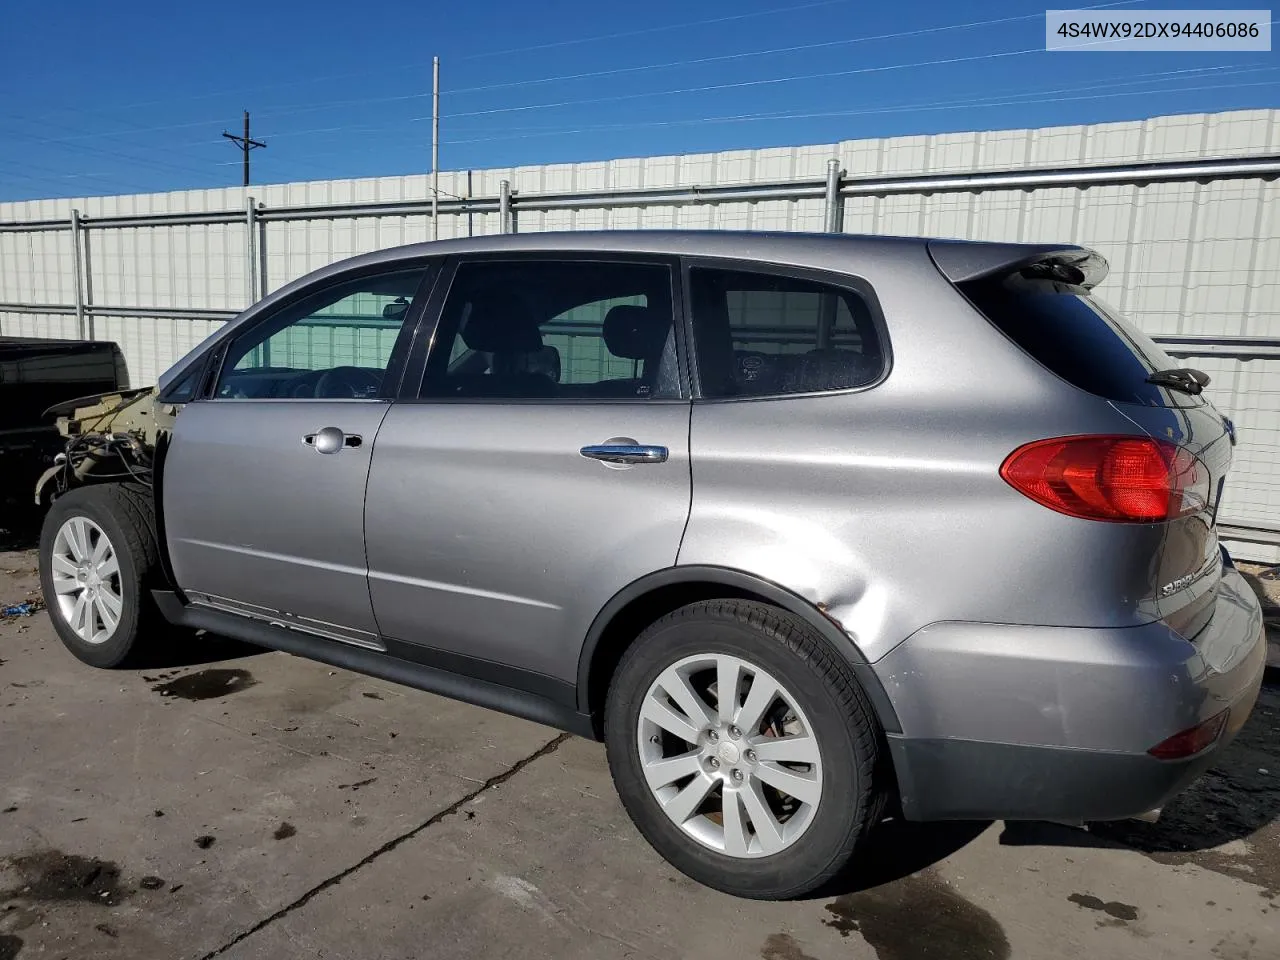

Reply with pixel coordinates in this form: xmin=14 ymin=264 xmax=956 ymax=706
xmin=1001 ymin=436 xmax=1209 ymax=523
xmin=1147 ymin=711 xmax=1228 ymax=760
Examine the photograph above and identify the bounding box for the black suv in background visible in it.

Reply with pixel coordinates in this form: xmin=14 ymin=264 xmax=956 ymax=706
xmin=0 ymin=337 xmax=129 ymax=532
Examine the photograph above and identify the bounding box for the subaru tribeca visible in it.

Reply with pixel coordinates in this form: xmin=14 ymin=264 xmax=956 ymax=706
xmin=36 ymin=231 xmax=1266 ymax=899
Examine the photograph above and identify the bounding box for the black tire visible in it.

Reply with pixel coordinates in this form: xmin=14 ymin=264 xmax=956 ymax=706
xmin=38 ymin=483 xmax=162 ymax=669
xmin=604 ymin=599 xmax=886 ymax=899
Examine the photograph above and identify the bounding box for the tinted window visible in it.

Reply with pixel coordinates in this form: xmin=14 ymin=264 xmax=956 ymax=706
xmin=423 ymin=259 xmax=679 ymax=400
xmin=960 ymin=274 xmax=1197 ymax=408
xmin=160 ymin=366 xmax=201 ymax=403
xmin=688 ymin=268 xmax=884 ymax=399
xmin=216 ymin=267 xmax=426 ymax=399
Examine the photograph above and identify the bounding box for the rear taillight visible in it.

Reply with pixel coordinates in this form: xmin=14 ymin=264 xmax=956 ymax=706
xmin=1001 ymin=435 xmax=1209 ymax=523
xmin=1148 ymin=711 xmax=1228 ymax=760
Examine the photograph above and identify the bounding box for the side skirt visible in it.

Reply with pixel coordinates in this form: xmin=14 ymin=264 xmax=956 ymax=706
xmin=153 ymin=591 xmax=596 ymax=739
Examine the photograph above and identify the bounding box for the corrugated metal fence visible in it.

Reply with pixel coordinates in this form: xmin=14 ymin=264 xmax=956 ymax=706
xmin=2 ymin=109 xmax=1278 ymax=560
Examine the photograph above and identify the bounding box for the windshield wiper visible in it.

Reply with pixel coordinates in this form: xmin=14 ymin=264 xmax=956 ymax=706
xmin=1146 ymin=367 xmax=1210 ymax=395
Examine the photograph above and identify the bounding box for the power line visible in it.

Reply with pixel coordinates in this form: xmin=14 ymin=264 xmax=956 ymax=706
xmin=442 ymin=73 xmax=1280 ymax=147
xmin=171 ymin=43 xmax=1059 ymax=144
xmin=13 ymin=0 xmax=857 ymax=116
xmin=22 ymin=115 xmax=239 ymax=146
xmin=235 ymin=63 xmax=1276 ymax=168
xmin=429 ymin=47 xmax=1046 ymax=121
xmin=430 ymin=11 xmax=1275 ymax=126
xmin=6 ymin=0 xmax=1157 ymax=146
xmin=448 ymin=0 xmax=1153 ymax=95
xmin=172 ymin=0 xmax=1161 ymax=133
xmin=0 ymin=158 xmax=155 ymax=197
xmin=0 ymin=112 xmax=235 ymax=181
xmin=251 ymin=62 xmax=1265 ymax=149
xmin=457 ymin=0 xmax=854 ymax=60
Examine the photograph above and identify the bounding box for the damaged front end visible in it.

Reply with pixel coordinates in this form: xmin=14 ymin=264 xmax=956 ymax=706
xmin=34 ymin=388 xmax=182 ymax=505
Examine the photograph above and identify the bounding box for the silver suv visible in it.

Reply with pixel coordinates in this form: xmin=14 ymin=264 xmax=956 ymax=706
xmin=36 ymin=232 xmax=1267 ymax=899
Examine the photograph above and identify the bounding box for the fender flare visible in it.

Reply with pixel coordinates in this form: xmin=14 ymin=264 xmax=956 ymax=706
xmin=575 ymin=565 xmax=901 ymax=733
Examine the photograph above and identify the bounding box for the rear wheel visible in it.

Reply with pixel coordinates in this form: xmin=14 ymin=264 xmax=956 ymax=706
xmin=604 ymin=599 xmax=886 ymax=899
xmin=39 ymin=484 xmax=162 ymax=668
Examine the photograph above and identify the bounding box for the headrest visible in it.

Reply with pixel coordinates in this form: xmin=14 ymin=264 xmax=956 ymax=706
xmin=461 ymin=302 xmax=543 ymax=353
xmin=603 ymin=305 xmax=668 ymax=360
xmin=492 ymin=344 xmax=561 ymax=381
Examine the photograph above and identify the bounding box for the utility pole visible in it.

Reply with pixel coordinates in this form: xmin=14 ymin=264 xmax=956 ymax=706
xmin=223 ymin=110 xmax=266 ymax=187
xmin=431 ymin=57 xmax=440 ymax=239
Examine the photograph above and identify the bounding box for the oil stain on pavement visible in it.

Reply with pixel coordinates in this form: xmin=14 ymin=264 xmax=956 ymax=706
xmin=760 ymin=932 xmax=818 ymax=960
xmin=1067 ymin=893 xmax=1139 ymax=921
xmin=0 ymin=851 xmax=127 ymax=907
xmin=152 ymin=668 xmax=256 ymax=701
xmin=822 ymin=870 xmax=1010 ymax=960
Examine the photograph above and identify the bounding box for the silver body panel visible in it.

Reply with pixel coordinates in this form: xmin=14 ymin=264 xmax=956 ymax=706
xmin=164 ymin=399 xmax=389 ymax=636
xmin=153 ymin=230 xmax=1266 ymax=824
xmin=364 ymin=401 xmax=691 ymax=679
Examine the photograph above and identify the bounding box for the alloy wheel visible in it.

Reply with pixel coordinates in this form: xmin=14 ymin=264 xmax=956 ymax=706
xmin=637 ymin=653 xmax=823 ymax=858
xmin=50 ymin=516 xmax=123 ymax=645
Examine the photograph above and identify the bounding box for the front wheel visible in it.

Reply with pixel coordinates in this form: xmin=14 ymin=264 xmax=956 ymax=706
xmin=38 ymin=484 xmax=162 ymax=668
xmin=604 ymin=599 xmax=887 ymax=899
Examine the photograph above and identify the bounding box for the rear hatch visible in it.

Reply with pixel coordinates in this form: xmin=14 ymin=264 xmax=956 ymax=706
xmin=930 ymin=241 xmax=1233 ymax=640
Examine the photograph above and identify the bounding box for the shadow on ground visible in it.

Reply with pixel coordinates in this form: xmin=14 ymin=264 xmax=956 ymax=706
xmin=1006 ymin=684 xmax=1280 ymax=893
xmin=129 ymin=630 xmax=265 ymax=671
xmin=0 ymin=507 xmax=43 ymax=553
xmin=812 ymin=819 xmax=995 ymax=898
xmin=812 ymin=681 xmax=1280 ymax=899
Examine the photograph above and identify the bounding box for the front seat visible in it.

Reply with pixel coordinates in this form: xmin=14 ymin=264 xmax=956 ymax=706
xmin=446 ymin=302 xmax=556 ymax=398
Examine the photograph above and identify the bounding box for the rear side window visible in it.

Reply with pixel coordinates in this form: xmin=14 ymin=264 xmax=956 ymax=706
xmin=959 ymin=274 xmax=1197 ymax=408
xmin=688 ymin=267 xmax=885 ymax=399
xmin=422 ymin=259 xmax=679 ymax=400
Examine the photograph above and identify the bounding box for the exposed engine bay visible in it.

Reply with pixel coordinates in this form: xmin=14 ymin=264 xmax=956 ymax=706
xmin=34 ymin=388 xmax=180 ymax=505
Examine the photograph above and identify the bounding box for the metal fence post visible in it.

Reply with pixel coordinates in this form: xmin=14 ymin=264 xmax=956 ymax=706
xmin=245 ymin=196 xmax=259 ymax=306
xmin=818 ymin=160 xmax=845 ymax=349
xmin=824 ymin=159 xmax=844 ymax=233
xmin=499 ymin=179 xmax=511 ymax=234
xmin=69 ymin=209 xmax=88 ymax=339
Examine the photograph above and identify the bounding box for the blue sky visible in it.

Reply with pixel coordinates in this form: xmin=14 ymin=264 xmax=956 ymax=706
xmin=1 ymin=0 xmax=1276 ymax=200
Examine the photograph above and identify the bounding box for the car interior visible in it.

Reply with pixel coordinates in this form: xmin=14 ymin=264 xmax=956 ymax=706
xmin=423 ymin=262 xmax=681 ymax=400
xmin=216 ymin=271 xmax=423 ymax=400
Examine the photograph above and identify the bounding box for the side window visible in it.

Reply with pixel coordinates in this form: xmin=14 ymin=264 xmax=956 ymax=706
xmin=216 ymin=267 xmax=427 ymax=399
xmin=424 ymin=259 xmax=678 ymax=400
xmin=159 ymin=366 xmax=201 ymax=403
xmin=688 ymin=267 xmax=884 ymax=399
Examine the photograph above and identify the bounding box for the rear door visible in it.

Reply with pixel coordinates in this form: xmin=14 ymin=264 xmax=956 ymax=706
xmin=164 ymin=262 xmax=433 ymax=646
xmin=364 ymin=254 xmax=692 ymax=686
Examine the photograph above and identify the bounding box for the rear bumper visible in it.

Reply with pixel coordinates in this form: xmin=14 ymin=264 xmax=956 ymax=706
xmin=877 ymin=566 xmax=1267 ymax=822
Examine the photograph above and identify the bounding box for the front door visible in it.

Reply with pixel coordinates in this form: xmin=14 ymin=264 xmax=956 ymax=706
xmin=365 ymin=255 xmax=692 ymax=684
xmin=164 ymin=263 xmax=432 ymax=646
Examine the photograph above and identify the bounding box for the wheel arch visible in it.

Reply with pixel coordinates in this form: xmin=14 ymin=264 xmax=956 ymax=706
xmin=576 ymin=565 xmax=901 ymax=739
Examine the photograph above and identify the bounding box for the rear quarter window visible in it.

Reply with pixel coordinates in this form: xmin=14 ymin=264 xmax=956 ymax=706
xmin=688 ymin=267 xmax=886 ymax=399
xmin=959 ymin=274 xmax=1199 ymax=408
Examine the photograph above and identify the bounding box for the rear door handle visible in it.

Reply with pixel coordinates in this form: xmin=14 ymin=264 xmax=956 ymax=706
xmin=304 ymin=426 xmax=363 ymax=454
xmin=580 ymin=438 xmax=668 ymax=465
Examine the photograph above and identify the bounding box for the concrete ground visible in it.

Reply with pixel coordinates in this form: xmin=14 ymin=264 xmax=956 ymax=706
xmin=1 ymin=545 xmax=1278 ymax=960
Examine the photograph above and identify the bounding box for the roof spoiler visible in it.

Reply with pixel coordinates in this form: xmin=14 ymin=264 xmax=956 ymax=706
xmin=928 ymin=240 xmax=1109 ymax=289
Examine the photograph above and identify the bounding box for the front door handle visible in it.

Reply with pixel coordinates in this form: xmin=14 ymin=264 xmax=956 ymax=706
xmin=304 ymin=426 xmax=363 ymax=454
xmin=580 ymin=438 xmax=668 ymax=465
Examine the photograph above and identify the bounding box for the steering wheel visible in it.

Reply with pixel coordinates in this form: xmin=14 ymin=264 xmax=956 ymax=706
xmin=315 ymin=366 xmax=382 ymax=399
